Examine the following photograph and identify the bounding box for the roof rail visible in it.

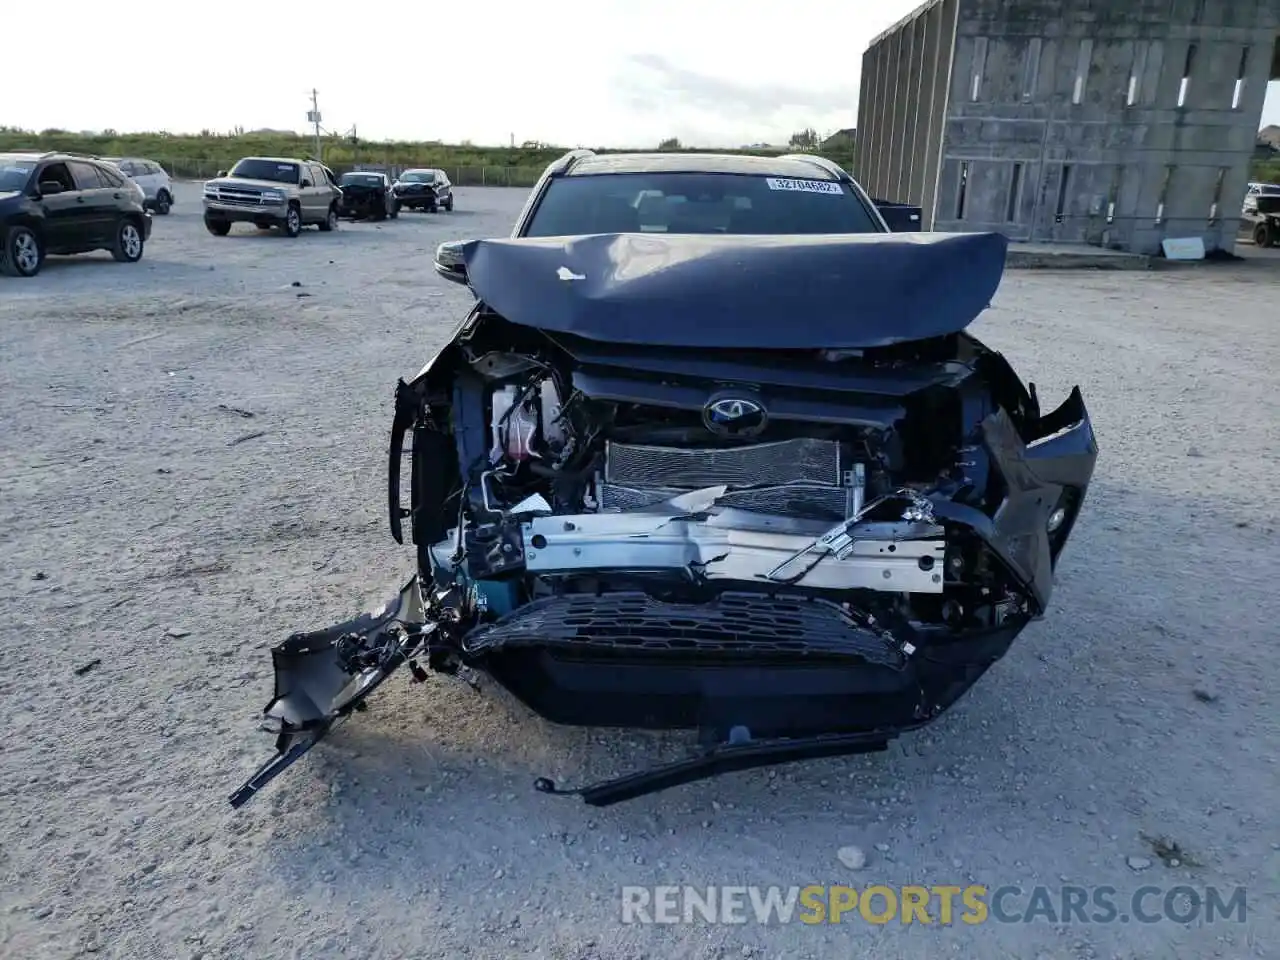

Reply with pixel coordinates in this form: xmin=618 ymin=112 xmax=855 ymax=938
xmin=548 ymin=148 xmax=596 ymax=176
xmin=777 ymin=152 xmax=853 ymax=182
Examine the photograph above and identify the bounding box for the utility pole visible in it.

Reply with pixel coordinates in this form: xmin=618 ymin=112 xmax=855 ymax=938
xmin=306 ymin=89 xmax=322 ymax=160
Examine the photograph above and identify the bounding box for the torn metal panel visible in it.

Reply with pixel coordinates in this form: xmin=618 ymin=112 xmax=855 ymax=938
xmin=229 ymin=577 xmax=432 ymax=809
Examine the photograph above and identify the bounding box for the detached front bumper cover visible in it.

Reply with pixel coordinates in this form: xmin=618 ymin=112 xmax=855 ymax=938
xmin=228 ymin=578 xmax=430 ymax=808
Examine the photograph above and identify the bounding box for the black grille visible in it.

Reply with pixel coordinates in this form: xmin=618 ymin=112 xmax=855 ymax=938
xmin=463 ymin=591 xmax=902 ymax=667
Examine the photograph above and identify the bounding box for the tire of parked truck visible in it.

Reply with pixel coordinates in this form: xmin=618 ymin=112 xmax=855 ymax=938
xmin=155 ymin=190 xmax=172 ymax=215
xmin=1254 ymin=220 xmax=1276 ymax=248
xmin=318 ymin=204 xmax=339 ymax=233
xmin=205 ymin=218 xmax=231 ymax=236
xmin=0 ymin=224 xmax=42 ymax=277
xmin=281 ymin=204 xmax=303 ymax=238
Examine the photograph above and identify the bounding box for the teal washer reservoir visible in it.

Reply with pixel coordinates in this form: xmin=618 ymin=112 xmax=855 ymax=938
xmin=473 ymin=579 xmax=520 ymax=616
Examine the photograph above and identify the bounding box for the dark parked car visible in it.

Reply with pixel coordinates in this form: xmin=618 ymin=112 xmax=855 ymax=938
xmin=0 ymin=152 xmax=153 ymax=278
xmin=392 ymin=168 xmax=453 ymax=211
xmin=337 ymin=171 xmax=399 ymax=220
xmin=231 ymin=151 xmax=1097 ymax=810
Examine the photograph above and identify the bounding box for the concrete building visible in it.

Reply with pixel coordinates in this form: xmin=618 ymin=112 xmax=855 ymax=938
xmin=852 ymin=0 xmax=1280 ymax=254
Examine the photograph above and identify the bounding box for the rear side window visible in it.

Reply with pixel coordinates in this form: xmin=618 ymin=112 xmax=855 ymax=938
xmin=68 ymin=160 xmax=107 ymax=190
xmin=96 ymin=164 xmax=126 ymax=188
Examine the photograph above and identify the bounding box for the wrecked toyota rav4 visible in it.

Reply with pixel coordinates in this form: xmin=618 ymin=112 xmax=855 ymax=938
xmin=231 ymin=151 xmax=1097 ymax=809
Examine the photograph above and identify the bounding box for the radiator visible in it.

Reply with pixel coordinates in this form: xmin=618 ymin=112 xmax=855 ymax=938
xmin=604 ymin=437 xmax=843 ymax=488
xmin=600 ymin=437 xmax=859 ymax=520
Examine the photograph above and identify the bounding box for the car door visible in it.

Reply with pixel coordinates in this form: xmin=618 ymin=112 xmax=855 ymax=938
xmin=129 ymin=160 xmax=155 ymax=199
xmin=313 ymin=163 xmax=334 ymax=219
xmin=141 ymin=161 xmax=165 ymax=199
xmin=95 ymin=163 xmax=136 ymax=216
xmin=32 ymin=162 xmax=93 ymax=252
xmin=116 ymin=160 xmax=141 ymax=197
xmin=300 ymin=163 xmax=320 ymax=221
xmin=67 ymin=160 xmax=118 ymax=245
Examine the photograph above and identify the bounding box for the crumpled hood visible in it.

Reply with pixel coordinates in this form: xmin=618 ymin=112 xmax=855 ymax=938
xmin=461 ymin=231 xmax=1008 ymax=350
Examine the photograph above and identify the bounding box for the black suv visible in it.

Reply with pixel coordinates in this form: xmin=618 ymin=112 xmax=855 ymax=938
xmin=392 ymin=168 xmax=453 ymax=212
xmin=0 ymin=152 xmax=153 ymax=278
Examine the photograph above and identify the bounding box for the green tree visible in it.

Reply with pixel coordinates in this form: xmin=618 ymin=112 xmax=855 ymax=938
xmin=658 ymin=137 xmax=681 ymax=150
xmin=788 ymin=128 xmax=819 ymax=150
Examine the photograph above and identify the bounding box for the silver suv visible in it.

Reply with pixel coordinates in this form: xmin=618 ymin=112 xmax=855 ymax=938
xmin=202 ymin=157 xmax=341 ymax=237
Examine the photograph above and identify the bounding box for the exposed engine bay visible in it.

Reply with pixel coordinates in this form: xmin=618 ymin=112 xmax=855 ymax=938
xmin=229 ymin=230 xmax=1097 ymax=810
xmin=415 ymin=323 xmax=1049 ymax=642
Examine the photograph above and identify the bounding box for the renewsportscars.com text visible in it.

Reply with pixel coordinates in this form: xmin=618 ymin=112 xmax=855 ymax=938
xmin=620 ymin=884 xmax=1247 ymax=926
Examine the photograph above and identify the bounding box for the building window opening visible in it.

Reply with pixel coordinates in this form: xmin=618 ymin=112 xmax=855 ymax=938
xmin=971 ymin=37 xmax=989 ymax=101
xmin=1073 ymin=39 xmax=1093 ymax=104
xmin=1055 ymin=165 xmax=1072 ymax=222
xmin=1177 ymin=43 xmax=1197 ymax=107
xmin=1155 ymin=166 xmax=1174 ymax=224
xmin=1022 ymin=38 xmax=1042 ymax=101
xmin=1232 ymin=47 xmax=1249 ymax=109
xmin=1209 ymin=167 xmax=1226 ymax=223
xmin=1006 ymin=163 xmax=1024 ymax=222
xmin=1105 ymin=167 xmax=1122 ymax=225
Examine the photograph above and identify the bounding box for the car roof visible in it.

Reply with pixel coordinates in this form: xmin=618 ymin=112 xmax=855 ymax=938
xmin=238 ymin=156 xmax=306 ymax=164
xmin=565 ymin=152 xmax=839 ymax=180
xmin=1 ymin=151 xmax=117 ymax=166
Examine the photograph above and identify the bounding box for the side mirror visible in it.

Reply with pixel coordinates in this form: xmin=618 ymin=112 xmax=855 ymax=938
xmin=872 ymin=198 xmax=923 ymax=232
xmin=38 ymin=181 xmax=65 ymax=196
xmin=434 ymin=241 xmax=468 ymax=285
xmin=300 ymin=179 xmax=313 ymax=188
xmin=216 ymin=169 xmax=228 ymax=178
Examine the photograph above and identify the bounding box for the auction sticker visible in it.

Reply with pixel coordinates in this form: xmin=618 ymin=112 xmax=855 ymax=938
xmin=765 ymin=177 xmax=843 ymax=195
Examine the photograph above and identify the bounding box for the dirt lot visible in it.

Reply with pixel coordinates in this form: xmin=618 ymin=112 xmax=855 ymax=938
xmin=1 ymin=181 xmax=1277 ymax=960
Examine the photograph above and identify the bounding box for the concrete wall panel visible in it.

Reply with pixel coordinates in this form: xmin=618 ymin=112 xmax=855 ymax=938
xmin=856 ymin=0 xmax=1280 ymax=252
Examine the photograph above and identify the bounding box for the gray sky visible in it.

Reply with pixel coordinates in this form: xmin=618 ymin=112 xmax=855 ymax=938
xmin=5 ymin=0 xmax=1279 ymax=146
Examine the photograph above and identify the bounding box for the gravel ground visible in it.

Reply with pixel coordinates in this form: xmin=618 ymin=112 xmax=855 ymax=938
xmin=1 ymin=180 xmax=1277 ymax=960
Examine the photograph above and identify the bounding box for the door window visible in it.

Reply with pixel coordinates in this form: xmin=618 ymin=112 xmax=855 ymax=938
xmin=38 ymin=162 xmax=77 ymax=192
xmin=69 ymin=160 xmax=107 ymax=190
